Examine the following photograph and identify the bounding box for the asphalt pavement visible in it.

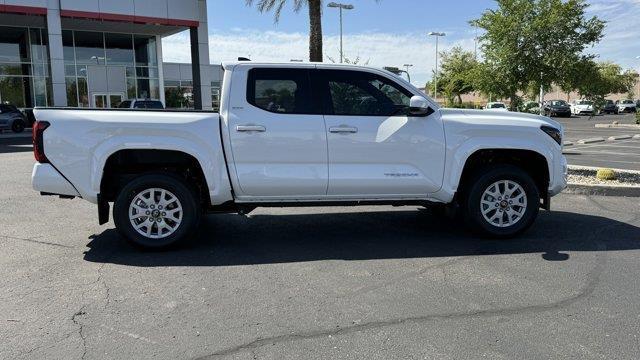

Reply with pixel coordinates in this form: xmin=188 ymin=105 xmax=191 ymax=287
xmin=2 ymin=141 xmax=640 ymax=359
xmin=553 ymin=113 xmax=640 ymax=171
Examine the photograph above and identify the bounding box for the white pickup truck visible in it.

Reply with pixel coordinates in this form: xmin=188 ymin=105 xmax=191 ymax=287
xmin=32 ymin=62 xmax=567 ymax=249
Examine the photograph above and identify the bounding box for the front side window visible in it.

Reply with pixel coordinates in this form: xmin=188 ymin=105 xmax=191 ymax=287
xmin=247 ymin=68 xmax=314 ymax=114
xmin=322 ymin=70 xmax=412 ymax=116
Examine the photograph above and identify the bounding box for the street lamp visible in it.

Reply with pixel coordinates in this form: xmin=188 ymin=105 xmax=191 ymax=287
xmin=327 ymin=2 xmax=354 ymax=63
xmin=403 ymin=64 xmax=413 ymax=82
xmin=428 ymin=32 xmax=446 ymax=101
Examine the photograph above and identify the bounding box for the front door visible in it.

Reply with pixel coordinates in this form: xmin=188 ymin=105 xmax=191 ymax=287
xmin=317 ymin=69 xmax=445 ymax=197
xmin=226 ymin=66 xmax=328 ymax=198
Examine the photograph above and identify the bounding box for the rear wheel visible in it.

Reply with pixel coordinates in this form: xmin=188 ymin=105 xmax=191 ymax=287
xmin=11 ymin=119 xmax=25 ymax=133
xmin=113 ymin=174 xmax=201 ymax=249
xmin=463 ymin=165 xmax=539 ymax=238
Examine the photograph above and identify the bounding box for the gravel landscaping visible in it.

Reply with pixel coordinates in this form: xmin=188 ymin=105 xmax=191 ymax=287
xmin=568 ymin=166 xmax=640 ymax=187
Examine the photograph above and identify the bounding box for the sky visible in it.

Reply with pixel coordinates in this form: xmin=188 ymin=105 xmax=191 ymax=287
xmin=162 ymin=0 xmax=640 ymax=86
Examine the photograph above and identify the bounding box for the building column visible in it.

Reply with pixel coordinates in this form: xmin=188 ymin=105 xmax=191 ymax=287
xmin=189 ymin=0 xmax=212 ymax=110
xmin=46 ymin=3 xmax=67 ymax=107
xmin=156 ymin=35 xmax=166 ymax=106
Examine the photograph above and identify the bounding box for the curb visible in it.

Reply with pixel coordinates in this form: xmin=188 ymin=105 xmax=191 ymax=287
xmin=564 ymin=183 xmax=640 ymax=197
xmin=607 ymin=135 xmax=633 ymax=141
xmin=595 ymin=124 xmax=640 ymax=129
xmin=577 ymin=137 xmax=605 ymax=144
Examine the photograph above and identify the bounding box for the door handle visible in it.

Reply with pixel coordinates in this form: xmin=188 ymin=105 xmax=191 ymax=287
xmin=329 ymin=126 xmax=358 ymax=134
xmin=236 ymin=125 xmax=266 ymax=132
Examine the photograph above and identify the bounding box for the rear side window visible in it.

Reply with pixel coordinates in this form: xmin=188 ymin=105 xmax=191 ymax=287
xmin=146 ymin=101 xmax=164 ymax=109
xmin=247 ymin=68 xmax=316 ymax=114
xmin=318 ymin=70 xmax=412 ymax=116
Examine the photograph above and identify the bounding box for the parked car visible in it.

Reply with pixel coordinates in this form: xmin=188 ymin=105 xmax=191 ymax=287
xmin=0 ymin=104 xmax=28 ymax=133
xmin=118 ymin=99 xmax=165 ymax=109
xmin=616 ymin=99 xmax=637 ymax=113
xmin=520 ymin=101 xmax=540 ymax=114
xmin=570 ymin=100 xmax=594 ymax=116
xmin=31 ymin=62 xmax=567 ymax=249
xmin=484 ymin=102 xmax=508 ymax=111
xmin=601 ymin=100 xmax=618 ymax=115
xmin=543 ymin=100 xmax=572 ymax=117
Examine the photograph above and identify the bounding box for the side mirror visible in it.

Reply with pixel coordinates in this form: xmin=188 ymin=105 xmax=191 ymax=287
xmin=409 ymin=96 xmax=433 ymax=117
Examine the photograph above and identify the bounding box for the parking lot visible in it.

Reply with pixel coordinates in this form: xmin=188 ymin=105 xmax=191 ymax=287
xmin=557 ymin=113 xmax=640 ymax=171
xmin=2 ymin=130 xmax=640 ymax=359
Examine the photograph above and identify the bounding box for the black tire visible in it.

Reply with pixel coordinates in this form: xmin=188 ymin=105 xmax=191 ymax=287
xmin=463 ymin=165 xmax=539 ymax=238
xmin=113 ymin=173 xmax=201 ymax=249
xmin=11 ymin=119 xmax=25 ymax=133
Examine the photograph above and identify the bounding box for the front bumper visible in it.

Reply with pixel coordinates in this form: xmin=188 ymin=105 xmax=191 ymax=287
xmin=549 ymin=155 xmax=568 ymax=197
xmin=32 ymin=163 xmax=80 ymax=197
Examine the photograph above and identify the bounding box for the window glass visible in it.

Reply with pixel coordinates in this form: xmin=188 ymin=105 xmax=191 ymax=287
xmin=247 ymin=68 xmax=313 ymax=114
xmin=0 ymin=77 xmax=28 ymax=107
xmin=0 ymin=27 xmax=30 ymax=62
xmin=74 ymin=31 xmax=105 ymax=65
xmin=105 ymin=33 xmax=134 ymax=66
xmin=65 ymin=77 xmax=78 ymax=107
xmin=62 ymin=30 xmax=75 ymax=64
xmin=134 ymin=35 xmax=157 ymax=66
xmin=324 ymin=70 xmax=412 ymax=116
xmin=77 ymin=77 xmax=89 ymax=107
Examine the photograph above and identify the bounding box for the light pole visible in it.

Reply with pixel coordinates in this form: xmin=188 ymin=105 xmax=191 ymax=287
xmin=428 ymin=32 xmax=446 ymax=101
xmin=403 ymin=64 xmax=413 ymax=82
xmin=327 ymin=2 xmax=354 ymax=63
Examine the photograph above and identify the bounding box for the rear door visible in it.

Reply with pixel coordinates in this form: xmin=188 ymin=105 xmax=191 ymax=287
xmin=316 ymin=68 xmax=445 ymax=197
xmin=226 ymin=66 xmax=328 ymax=198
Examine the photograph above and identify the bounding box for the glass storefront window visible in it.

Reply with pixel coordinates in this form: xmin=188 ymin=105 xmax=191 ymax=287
xmin=134 ymin=35 xmax=157 ymax=66
xmin=62 ymin=30 xmax=75 ymax=64
xmin=66 ymin=77 xmax=78 ymax=107
xmin=74 ymin=31 xmax=105 ymax=65
xmin=127 ymin=78 xmax=137 ymax=99
xmin=0 ymin=26 xmax=51 ymax=108
xmin=0 ymin=77 xmax=29 ymax=108
xmin=0 ymin=27 xmax=30 ymax=63
xmin=78 ymin=77 xmax=89 ymax=107
xmin=105 ymin=33 xmax=134 ymax=66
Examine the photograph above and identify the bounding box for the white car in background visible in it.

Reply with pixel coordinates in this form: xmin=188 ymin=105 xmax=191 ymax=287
xmin=484 ymin=102 xmax=508 ymax=111
xmin=570 ymin=100 xmax=594 ymax=116
xmin=616 ymin=99 xmax=637 ymax=113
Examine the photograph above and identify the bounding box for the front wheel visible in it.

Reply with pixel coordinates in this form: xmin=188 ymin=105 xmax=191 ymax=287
xmin=113 ymin=174 xmax=201 ymax=249
xmin=463 ymin=165 xmax=539 ymax=238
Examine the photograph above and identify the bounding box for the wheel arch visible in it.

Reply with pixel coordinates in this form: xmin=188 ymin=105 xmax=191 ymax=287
xmin=456 ymin=148 xmax=551 ymax=200
xmin=99 ymin=149 xmax=212 ymax=208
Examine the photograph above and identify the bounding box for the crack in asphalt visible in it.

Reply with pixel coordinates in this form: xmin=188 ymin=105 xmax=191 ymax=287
xmin=193 ymin=218 xmax=622 ymax=359
xmin=71 ymin=308 xmax=87 ymax=360
xmin=0 ymin=234 xmax=73 ymax=248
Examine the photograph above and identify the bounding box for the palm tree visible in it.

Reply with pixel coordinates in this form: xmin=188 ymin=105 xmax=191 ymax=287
xmin=246 ymin=0 xmax=324 ymax=62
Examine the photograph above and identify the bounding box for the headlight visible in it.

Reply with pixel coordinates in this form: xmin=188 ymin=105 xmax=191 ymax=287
xmin=541 ymin=125 xmax=562 ymax=145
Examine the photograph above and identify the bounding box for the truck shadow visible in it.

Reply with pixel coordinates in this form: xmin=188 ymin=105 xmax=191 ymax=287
xmin=83 ymin=209 xmax=640 ymax=267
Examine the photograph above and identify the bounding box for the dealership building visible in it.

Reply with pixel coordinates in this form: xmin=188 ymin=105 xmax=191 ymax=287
xmin=0 ymin=0 xmax=220 ymax=110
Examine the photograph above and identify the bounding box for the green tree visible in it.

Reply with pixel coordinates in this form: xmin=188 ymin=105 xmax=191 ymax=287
xmin=245 ymin=0 xmax=324 ymax=62
xmin=472 ymin=0 xmax=605 ymax=110
xmin=574 ymin=61 xmax=638 ymax=111
xmin=437 ymin=47 xmax=478 ymax=105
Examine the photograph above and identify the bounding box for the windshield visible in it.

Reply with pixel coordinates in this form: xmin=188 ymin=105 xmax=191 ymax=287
xmin=551 ymin=101 xmax=567 ymax=106
xmin=621 ymin=100 xmax=634 ymax=104
xmin=577 ymin=100 xmax=593 ymax=105
xmin=118 ymin=101 xmax=131 ymax=108
xmin=489 ymin=103 xmax=506 ymax=108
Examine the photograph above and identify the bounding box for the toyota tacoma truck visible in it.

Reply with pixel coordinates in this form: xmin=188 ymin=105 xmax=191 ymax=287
xmin=31 ymin=62 xmax=567 ymax=249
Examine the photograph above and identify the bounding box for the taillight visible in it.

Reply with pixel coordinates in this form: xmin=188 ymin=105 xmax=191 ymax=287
xmin=33 ymin=121 xmax=50 ymax=163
